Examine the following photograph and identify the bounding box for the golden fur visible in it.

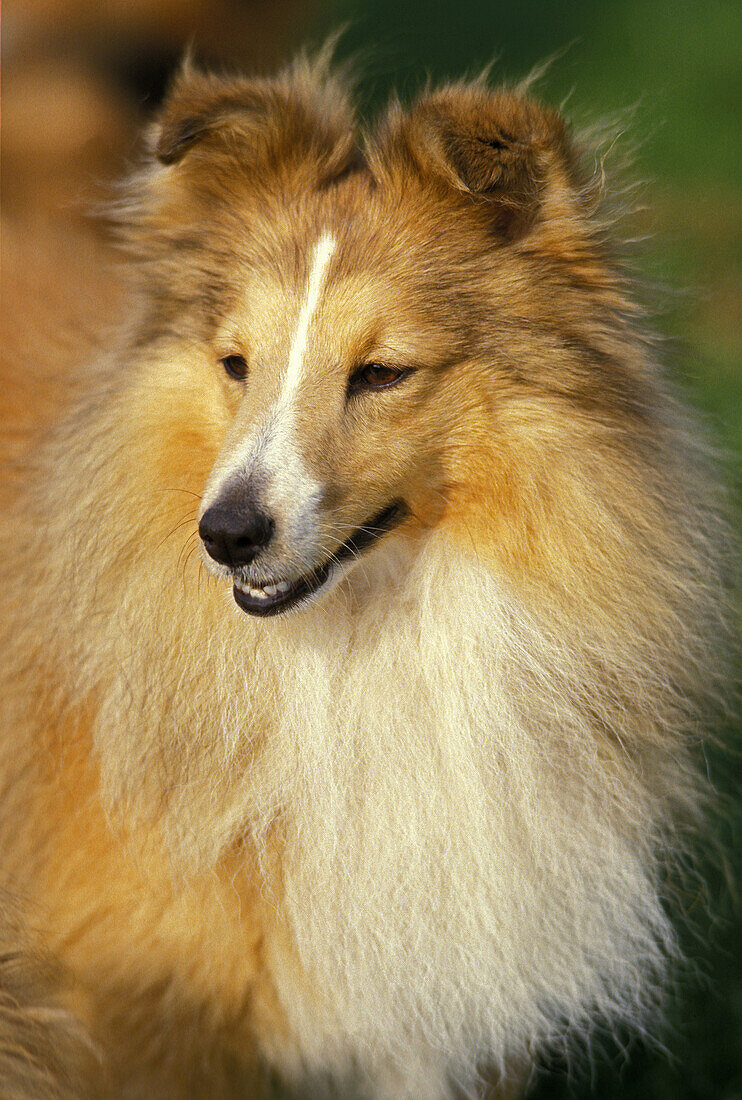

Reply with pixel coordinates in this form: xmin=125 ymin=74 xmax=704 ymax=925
xmin=0 ymin=49 xmax=730 ymax=1099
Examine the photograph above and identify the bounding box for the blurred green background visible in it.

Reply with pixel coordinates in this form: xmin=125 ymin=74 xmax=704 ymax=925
xmin=307 ymin=3 xmax=742 ymax=1097
xmin=309 ymin=0 xmax=742 ymax=498
xmin=4 ymin=0 xmax=740 ymax=1095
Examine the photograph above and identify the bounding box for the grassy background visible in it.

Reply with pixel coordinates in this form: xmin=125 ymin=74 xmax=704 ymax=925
xmin=306 ymin=3 xmax=742 ymax=1097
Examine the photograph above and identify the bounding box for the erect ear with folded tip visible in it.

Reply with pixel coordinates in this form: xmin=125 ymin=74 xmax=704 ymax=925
xmin=374 ymin=86 xmax=580 ymax=240
xmin=149 ymin=55 xmax=358 ymax=183
xmin=154 ymin=65 xmax=249 ymax=166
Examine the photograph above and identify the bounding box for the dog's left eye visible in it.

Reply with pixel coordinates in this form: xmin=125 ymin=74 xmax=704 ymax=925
xmin=349 ymin=363 xmax=409 ymax=394
xmin=220 ymin=354 xmax=248 ymax=381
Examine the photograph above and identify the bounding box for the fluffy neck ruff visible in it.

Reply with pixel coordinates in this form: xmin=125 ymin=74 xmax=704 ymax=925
xmin=85 ymin=526 xmax=682 ymax=1082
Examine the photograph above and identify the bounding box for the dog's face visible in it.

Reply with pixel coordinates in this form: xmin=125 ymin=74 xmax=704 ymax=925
xmin=194 ymin=187 xmax=494 ymax=616
xmin=126 ymin=59 xmax=646 ymax=616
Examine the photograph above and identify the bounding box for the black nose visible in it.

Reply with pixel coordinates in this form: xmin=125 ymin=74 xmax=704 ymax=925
xmin=199 ymin=498 xmax=275 ymax=567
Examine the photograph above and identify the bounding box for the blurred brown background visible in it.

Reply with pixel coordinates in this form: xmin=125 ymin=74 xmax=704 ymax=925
xmin=3 ymin=0 xmax=314 ymax=219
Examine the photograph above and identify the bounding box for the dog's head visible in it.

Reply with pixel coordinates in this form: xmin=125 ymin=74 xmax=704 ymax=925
xmin=121 ymin=52 xmax=650 ymax=616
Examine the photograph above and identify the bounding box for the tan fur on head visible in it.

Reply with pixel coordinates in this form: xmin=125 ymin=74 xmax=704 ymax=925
xmin=370 ymin=83 xmax=577 ymax=240
xmin=153 ymin=47 xmax=357 ymax=179
xmin=0 ymin=47 xmax=732 ymax=1099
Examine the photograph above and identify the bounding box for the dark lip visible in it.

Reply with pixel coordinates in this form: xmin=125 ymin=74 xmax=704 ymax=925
xmin=232 ymin=500 xmax=408 ymax=617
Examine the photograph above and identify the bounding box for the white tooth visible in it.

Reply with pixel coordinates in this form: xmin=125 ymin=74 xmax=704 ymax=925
xmin=276 ymin=581 xmax=290 ymax=592
xmin=263 ymin=584 xmax=278 ymax=597
xmin=250 ymin=587 xmax=268 ymax=599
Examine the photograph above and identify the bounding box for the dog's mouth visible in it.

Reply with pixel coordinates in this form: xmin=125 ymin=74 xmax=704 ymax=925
xmin=231 ymin=500 xmax=407 ymax=617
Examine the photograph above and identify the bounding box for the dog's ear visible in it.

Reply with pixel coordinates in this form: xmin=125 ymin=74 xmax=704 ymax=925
xmin=154 ymin=63 xmax=241 ymax=166
xmin=149 ymin=51 xmax=358 ymax=184
xmin=370 ymin=85 xmax=579 ymax=240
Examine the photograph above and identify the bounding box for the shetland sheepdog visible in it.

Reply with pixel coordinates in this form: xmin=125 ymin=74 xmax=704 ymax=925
xmin=0 ymin=48 xmax=730 ymax=1100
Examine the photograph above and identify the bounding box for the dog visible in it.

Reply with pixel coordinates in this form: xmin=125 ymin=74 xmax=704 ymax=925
xmin=0 ymin=48 xmax=730 ymax=1099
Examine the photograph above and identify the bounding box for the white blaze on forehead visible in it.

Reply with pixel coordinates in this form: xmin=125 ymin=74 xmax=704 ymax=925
xmin=203 ymin=233 xmax=337 ymax=550
xmin=255 ymin=232 xmax=336 ymax=537
xmin=282 ymin=231 xmax=337 ymax=405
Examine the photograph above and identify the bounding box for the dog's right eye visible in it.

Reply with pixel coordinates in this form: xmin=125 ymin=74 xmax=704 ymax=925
xmin=220 ymin=354 xmax=248 ymax=381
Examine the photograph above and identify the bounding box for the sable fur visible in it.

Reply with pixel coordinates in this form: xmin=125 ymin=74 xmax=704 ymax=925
xmin=0 ymin=48 xmax=731 ymax=1099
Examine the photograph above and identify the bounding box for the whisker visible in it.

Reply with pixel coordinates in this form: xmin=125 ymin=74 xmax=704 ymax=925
xmin=160 ymin=487 xmax=202 ymax=502
xmin=153 ymin=513 xmax=198 ymax=554
xmin=176 ymin=531 xmax=200 ymax=578
xmin=181 ymin=541 xmax=201 ymax=588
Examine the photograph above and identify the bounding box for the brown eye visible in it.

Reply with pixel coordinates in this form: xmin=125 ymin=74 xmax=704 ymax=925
xmin=220 ymin=354 xmax=248 ymax=381
xmin=349 ymin=363 xmax=409 ymax=394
